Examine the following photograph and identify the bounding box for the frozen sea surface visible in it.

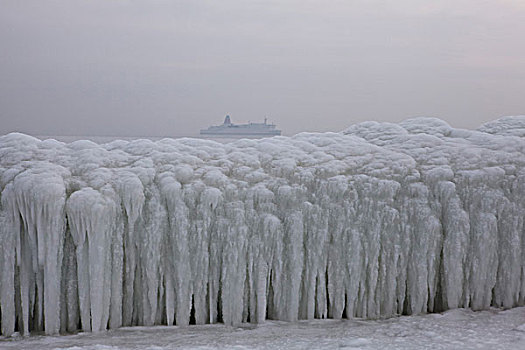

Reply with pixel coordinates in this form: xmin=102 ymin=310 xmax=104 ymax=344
xmin=2 ymin=307 xmax=525 ymax=350
xmin=34 ymin=134 xmax=262 ymax=144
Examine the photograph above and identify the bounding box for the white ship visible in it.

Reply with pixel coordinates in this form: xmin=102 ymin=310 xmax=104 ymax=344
xmin=200 ymin=115 xmax=281 ymax=137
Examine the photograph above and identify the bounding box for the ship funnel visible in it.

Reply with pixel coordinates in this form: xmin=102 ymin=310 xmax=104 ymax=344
xmin=224 ymin=115 xmax=232 ymax=125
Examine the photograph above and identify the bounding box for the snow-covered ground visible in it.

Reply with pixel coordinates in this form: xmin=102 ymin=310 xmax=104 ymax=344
xmin=2 ymin=307 xmax=525 ymax=350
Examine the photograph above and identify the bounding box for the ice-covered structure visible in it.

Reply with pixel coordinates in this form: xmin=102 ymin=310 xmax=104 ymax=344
xmin=0 ymin=116 xmax=524 ymax=336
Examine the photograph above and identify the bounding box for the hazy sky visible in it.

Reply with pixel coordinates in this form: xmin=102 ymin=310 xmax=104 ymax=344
xmin=1 ymin=0 xmax=524 ymax=136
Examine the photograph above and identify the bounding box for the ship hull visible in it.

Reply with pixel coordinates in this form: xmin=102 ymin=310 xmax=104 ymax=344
xmin=200 ymin=130 xmax=281 ymax=136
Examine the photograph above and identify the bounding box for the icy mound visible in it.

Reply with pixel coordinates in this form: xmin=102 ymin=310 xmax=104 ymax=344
xmin=1 ymin=118 xmax=524 ymax=336
xmin=478 ymin=115 xmax=525 ymax=137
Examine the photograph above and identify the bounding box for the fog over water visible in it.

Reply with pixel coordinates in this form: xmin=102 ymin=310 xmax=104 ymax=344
xmin=1 ymin=1 xmax=525 ymax=137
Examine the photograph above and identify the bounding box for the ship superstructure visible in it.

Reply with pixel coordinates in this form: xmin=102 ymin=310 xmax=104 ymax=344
xmin=200 ymin=115 xmax=281 ymax=137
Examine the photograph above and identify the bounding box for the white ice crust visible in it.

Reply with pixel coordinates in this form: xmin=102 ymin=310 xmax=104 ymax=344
xmin=0 ymin=116 xmax=524 ymax=335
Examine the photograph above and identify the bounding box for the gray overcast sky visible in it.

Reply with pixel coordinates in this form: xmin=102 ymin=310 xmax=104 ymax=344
xmin=1 ymin=0 xmax=524 ymax=137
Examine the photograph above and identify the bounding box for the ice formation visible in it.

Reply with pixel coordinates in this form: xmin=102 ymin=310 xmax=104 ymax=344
xmin=0 ymin=117 xmax=524 ymax=336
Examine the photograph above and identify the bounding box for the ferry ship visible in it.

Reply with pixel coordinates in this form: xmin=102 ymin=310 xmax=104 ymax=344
xmin=200 ymin=115 xmax=281 ymax=137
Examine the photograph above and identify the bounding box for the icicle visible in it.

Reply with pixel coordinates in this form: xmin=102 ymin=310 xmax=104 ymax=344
xmin=0 ymin=185 xmax=17 ymax=336
xmin=1 ymin=116 xmax=525 ymax=336
xmin=66 ymin=187 xmax=116 ymax=332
